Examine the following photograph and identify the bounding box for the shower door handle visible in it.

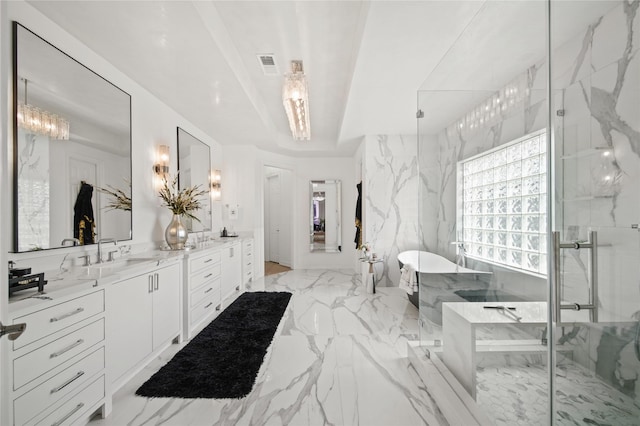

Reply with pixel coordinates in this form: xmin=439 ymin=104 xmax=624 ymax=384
xmin=553 ymin=230 xmax=598 ymax=323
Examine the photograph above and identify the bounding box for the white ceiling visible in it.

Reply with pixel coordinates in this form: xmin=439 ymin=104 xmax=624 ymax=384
xmin=25 ymin=0 xmax=617 ymax=157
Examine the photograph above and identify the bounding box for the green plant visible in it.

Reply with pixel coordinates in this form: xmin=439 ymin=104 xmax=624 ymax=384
xmin=158 ymin=174 xmax=208 ymax=222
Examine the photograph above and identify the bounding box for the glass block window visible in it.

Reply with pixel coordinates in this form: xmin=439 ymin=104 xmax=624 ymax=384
xmin=459 ymin=130 xmax=547 ymax=275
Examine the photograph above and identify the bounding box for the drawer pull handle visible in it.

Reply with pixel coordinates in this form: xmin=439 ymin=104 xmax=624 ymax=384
xmin=51 ymin=402 xmax=85 ymax=426
xmin=51 ymin=371 xmax=85 ymax=394
xmin=204 ymin=258 xmax=213 ymax=263
xmin=50 ymin=308 xmax=84 ymax=323
xmin=50 ymin=339 xmax=84 ymax=358
xmin=204 ymin=287 xmax=213 ymax=294
xmin=205 ymin=302 xmax=213 ymax=309
xmin=215 ymin=304 xmax=221 ymax=311
xmin=204 ymin=273 xmax=213 ymax=278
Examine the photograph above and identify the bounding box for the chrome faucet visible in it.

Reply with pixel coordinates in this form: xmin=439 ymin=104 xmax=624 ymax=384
xmin=61 ymin=238 xmax=80 ymax=247
xmin=97 ymin=238 xmax=117 ymax=263
xmin=451 ymin=241 xmax=466 ymax=268
xmin=200 ymin=228 xmax=211 ymax=244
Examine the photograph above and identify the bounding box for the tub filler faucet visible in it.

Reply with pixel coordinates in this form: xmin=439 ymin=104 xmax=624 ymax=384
xmin=451 ymin=241 xmax=466 ymax=268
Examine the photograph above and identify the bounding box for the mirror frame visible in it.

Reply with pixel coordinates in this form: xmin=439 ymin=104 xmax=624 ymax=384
xmin=176 ymin=127 xmax=212 ymax=232
xmin=309 ymin=180 xmax=342 ymax=253
xmin=12 ymin=22 xmax=133 ymax=252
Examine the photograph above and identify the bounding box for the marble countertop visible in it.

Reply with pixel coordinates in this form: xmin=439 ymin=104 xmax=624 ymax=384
xmin=7 ymin=237 xmax=251 ymax=316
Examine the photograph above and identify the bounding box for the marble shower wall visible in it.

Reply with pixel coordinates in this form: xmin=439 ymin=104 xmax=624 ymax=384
xmin=552 ymin=0 xmax=640 ymax=400
xmin=418 ymin=62 xmax=548 ymax=299
xmin=16 ymin=131 xmax=50 ymax=251
xmin=363 ymin=135 xmax=420 ymax=287
xmin=417 ymin=0 xmax=640 ymax=403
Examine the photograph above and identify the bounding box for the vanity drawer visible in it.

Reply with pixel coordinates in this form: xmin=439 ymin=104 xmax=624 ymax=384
xmin=14 ymin=318 xmax=105 ymax=390
xmin=33 ymin=375 xmax=104 ymax=426
xmin=190 ymin=296 xmax=218 ymax=326
xmin=191 ymin=278 xmax=220 ymax=307
xmin=13 ymin=290 xmax=104 ymax=350
xmin=189 ymin=264 xmax=221 ymax=290
xmin=14 ymin=347 xmax=104 ymax=426
xmin=190 ymin=252 xmax=221 ymax=273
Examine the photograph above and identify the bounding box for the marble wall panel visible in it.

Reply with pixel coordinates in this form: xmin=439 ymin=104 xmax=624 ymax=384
xmin=362 ymin=135 xmax=420 ymax=287
xmin=552 ymin=0 xmax=640 ymax=402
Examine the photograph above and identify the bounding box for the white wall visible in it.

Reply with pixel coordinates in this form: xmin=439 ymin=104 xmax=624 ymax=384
xmin=251 ymin=151 xmax=358 ymax=271
xmin=4 ymin=1 xmax=222 ymax=270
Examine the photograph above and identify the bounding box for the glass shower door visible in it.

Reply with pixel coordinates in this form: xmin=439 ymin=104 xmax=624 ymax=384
xmin=550 ymin=1 xmax=640 ymax=423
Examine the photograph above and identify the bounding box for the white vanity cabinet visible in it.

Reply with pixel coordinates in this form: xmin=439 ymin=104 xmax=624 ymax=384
xmin=9 ymin=289 xmax=107 ymax=426
xmin=221 ymin=241 xmax=242 ymax=302
xmin=107 ymin=261 xmax=181 ymax=390
xmin=242 ymin=238 xmax=254 ymax=286
xmin=183 ymin=248 xmax=221 ymax=340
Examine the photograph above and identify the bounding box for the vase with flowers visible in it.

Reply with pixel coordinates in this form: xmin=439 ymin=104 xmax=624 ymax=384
xmin=361 ymin=242 xmax=372 ymax=260
xmin=158 ymin=174 xmax=208 ymax=249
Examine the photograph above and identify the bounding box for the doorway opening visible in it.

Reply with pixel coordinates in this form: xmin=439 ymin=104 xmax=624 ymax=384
xmin=264 ymin=166 xmax=293 ymax=275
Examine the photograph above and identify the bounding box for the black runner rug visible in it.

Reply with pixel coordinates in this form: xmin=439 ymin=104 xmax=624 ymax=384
xmin=136 ymin=291 xmax=292 ymax=399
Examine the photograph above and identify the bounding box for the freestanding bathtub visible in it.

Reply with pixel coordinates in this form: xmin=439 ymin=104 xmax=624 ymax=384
xmin=397 ymin=250 xmax=490 ymax=308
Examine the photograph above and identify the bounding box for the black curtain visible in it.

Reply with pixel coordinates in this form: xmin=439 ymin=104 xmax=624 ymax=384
xmin=354 ymin=181 xmax=362 ymax=249
xmin=74 ymin=182 xmax=96 ymax=245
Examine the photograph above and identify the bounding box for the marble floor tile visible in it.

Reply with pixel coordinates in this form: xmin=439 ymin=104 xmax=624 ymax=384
xmin=89 ymin=269 xmax=446 ymax=426
xmin=476 ymin=360 xmax=640 ymax=426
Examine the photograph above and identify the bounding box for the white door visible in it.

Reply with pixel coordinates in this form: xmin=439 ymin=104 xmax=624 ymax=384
xmin=152 ymin=264 xmax=181 ymax=349
xmin=267 ymin=174 xmax=281 ymax=263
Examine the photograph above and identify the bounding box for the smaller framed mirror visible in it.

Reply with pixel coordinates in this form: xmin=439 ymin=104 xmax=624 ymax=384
xmin=177 ymin=127 xmax=212 ymax=232
xmin=310 ymin=180 xmax=341 ymax=252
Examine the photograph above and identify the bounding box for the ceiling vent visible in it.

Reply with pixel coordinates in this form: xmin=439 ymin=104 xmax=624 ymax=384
xmin=257 ymin=54 xmax=279 ymax=76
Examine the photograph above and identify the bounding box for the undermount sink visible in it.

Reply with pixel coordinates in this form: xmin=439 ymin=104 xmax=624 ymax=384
xmin=77 ymin=257 xmax=158 ymax=279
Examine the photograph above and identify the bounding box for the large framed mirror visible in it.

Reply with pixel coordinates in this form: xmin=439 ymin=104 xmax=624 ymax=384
xmin=12 ymin=22 xmax=132 ymax=252
xmin=177 ymin=127 xmax=212 ymax=232
xmin=309 ymin=180 xmax=342 ymax=252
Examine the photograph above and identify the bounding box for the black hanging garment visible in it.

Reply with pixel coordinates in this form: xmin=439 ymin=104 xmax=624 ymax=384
xmin=354 ymin=181 xmax=362 ymax=249
xmin=74 ymin=182 xmax=96 ymax=245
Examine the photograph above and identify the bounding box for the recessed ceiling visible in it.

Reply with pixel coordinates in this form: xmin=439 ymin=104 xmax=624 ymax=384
xmin=24 ymin=0 xmax=618 ymax=156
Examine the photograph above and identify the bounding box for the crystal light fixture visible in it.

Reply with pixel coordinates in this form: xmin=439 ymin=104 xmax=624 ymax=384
xmin=17 ymin=78 xmax=70 ymax=140
xmin=282 ymin=60 xmax=310 ymax=140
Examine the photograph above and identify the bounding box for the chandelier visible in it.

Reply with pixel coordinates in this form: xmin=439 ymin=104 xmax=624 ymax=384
xmin=282 ymin=60 xmax=310 ymax=140
xmin=17 ymin=78 xmax=70 ymax=140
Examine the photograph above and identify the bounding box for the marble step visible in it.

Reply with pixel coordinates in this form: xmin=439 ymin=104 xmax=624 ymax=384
xmin=423 ymin=339 xmax=572 ymax=354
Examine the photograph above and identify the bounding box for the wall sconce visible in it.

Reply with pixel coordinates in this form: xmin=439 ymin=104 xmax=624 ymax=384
xmin=211 ymin=169 xmax=221 ymax=201
xmin=154 ymin=145 xmax=170 ymax=177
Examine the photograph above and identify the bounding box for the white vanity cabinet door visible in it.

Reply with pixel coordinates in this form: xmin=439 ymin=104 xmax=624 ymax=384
xmin=151 ymin=263 xmax=181 ymax=350
xmin=107 ymin=273 xmax=153 ymax=384
xmin=221 ymin=242 xmax=242 ymax=301
xmin=108 ymin=262 xmax=181 ymax=387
